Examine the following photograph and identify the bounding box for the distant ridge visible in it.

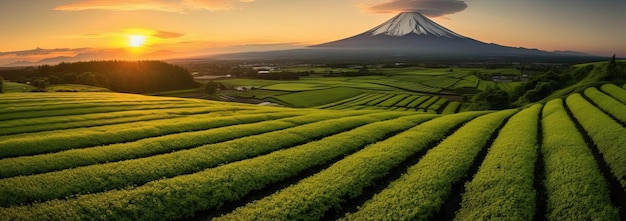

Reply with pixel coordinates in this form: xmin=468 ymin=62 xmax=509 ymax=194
xmin=213 ymin=12 xmax=601 ymax=62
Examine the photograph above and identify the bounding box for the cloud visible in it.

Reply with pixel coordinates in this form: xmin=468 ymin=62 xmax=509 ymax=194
xmin=0 ymin=48 xmax=91 ymax=57
xmin=365 ymin=0 xmax=467 ymax=17
xmin=54 ymin=0 xmax=255 ymax=13
xmin=153 ymin=30 xmax=185 ymax=39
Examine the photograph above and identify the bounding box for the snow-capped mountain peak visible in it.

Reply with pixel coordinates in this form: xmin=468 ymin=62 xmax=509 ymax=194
xmin=367 ymin=12 xmax=465 ymax=38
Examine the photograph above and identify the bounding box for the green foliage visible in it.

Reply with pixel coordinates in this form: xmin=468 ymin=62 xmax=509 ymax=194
xmin=62 ymin=72 xmax=78 ymax=84
xmin=541 ymin=99 xmax=618 ymax=220
xmin=261 ymin=83 xmax=329 ymax=91
xmin=601 ymin=83 xmax=626 ymax=104
xmin=203 ymin=80 xmax=219 ymax=95
xmin=314 ymin=93 xmax=458 ymax=114
xmin=513 ymin=71 xmax=562 ymax=103
xmin=0 ymin=111 xmax=408 ymax=207
xmin=344 ymin=109 xmax=516 ymax=220
xmin=0 ymin=87 xmax=624 ymax=220
xmin=584 ymin=87 xmax=626 ymax=123
xmin=441 ymin=101 xmax=461 ymax=114
xmin=32 ymin=78 xmax=47 ymax=90
xmin=0 ymin=106 xmax=240 ymax=136
xmin=603 ymin=54 xmax=623 ymax=81
xmin=455 ymin=105 xmax=541 ymax=220
xmin=0 ymin=112 xmax=414 ymax=220
xmin=469 ymin=86 xmax=510 ymax=110
xmin=269 ymin=87 xmax=363 ymax=108
xmin=0 ymin=109 xmax=291 ymax=158
xmin=5 ymin=61 xmax=197 ymax=93
xmin=0 ymin=81 xmax=36 ymax=92
xmin=219 ymin=112 xmax=484 ymax=221
xmin=566 ymin=93 xmax=626 ymax=191
xmin=0 ymin=112 xmax=296 ymax=178
xmin=47 ymin=84 xmax=111 ymax=92
xmin=47 ymin=75 xmax=60 ymax=84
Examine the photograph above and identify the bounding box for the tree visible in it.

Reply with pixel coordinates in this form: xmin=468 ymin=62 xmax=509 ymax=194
xmin=32 ymin=79 xmax=47 ymax=91
xmin=48 ymin=75 xmax=61 ymax=85
xmin=78 ymin=72 xmax=99 ymax=86
xmin=62 ymin=73 xmax=78 ymax=84
xmin=204 ymin=81 xmax=219 ymax=95
xmin=605 ymin=54 xmax=621 ymax=81
xmin=0 ymin=76 xmax=3 ymax=93
xmin=469 ymin=87 xmax=510 ymax=110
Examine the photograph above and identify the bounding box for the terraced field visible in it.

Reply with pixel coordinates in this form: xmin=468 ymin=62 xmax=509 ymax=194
xmin=1 ymin=84 xmax=625 ymax=220
xmin=316 ymin=93 xmax=461 ymax=114
xmin=217 ymin=68 xmax=522 ymax=113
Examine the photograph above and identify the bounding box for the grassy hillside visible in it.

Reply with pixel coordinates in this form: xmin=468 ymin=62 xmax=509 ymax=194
xmin=1 ymin=81 xmax=36 ymax=93
xmin=46 ymin=84 xmax=111 ymax=92
xmin=1 ymin=84 xmax=624 ymax=220
xmin=522 ymin=60 xmax=626 ymax=104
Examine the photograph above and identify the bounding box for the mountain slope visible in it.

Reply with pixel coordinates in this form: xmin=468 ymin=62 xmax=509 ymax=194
xmin=366 ymin=12 xmax=465 ymax=38
xmin=214 ymin=12 xmax=599 ymax=61
xmin=312 ymin=12 xmax=553 ymax=57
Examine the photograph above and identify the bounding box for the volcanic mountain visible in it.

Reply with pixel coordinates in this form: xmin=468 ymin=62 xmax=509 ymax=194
xmin=311 ymin=12 xmax=552 ymax=56
xmin=214 ymin=12 xmax=597 ymax=61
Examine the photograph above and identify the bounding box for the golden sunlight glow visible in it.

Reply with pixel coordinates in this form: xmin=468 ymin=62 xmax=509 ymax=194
xmin=128 ymin=35 xmax=147 ymax=48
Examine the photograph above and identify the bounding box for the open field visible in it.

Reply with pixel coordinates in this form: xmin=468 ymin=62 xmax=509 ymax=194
xmin=1 ymin=84 xmax=625 ymax=220
xmin=215 ymin=67 xmax=523 ymax=113
xmin=2 ymin=82 xmax=36 ymax=93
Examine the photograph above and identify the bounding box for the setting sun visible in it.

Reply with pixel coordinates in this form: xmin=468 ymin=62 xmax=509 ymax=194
xmin=128 ymin=35 xmax=146 ymax=48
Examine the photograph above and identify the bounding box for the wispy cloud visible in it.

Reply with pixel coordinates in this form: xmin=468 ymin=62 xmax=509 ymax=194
xmin=0 ymin=48 xmax=75 ymax=57
xmin=364 ymin=0 xmax=467 ymax=17
xmin=153 ymin=30 xmax=185 ymax=39
xmin=61 ymin=29 xmax=185 ymax=40
xmin=54 ymin=0 xmax=256 ymax=13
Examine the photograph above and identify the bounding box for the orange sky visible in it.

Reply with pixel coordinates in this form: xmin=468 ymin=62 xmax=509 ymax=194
xmin=0 ymin=0 xmax=624 ymax=65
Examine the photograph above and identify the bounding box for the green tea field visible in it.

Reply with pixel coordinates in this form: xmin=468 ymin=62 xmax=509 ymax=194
xmin=216 ymin=67 xmax=523 ymax=113
xmin=1 ymin=84 xmax=625 ymax=220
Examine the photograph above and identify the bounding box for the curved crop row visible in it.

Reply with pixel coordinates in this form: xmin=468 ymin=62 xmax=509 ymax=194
xmin=396 ymin=95 xmax=421 ymax=106
xmin=566 ymin=94 xmax=626 ymax=191
xmin=0 ymin=114 xmax=435 ymax=221
xmin=378 ymin=94 xmax=410 ymax=107
xmin=0 ymin=111 xmax=346 ymax=178
xmin=0 ymin=112 xmax=410 ymax=207
xmin=442 ymin=101 xmax=461 ymax=114
xmin=342 ymin=109 xmax=517 ymax=221
xmin=0 ymin=98 xmax=164 ymax=112
xmin=388 ymin=95 xmax=412 ymax=106
xmin=350 ymin=94 xmax=388 ymax=106
xmin=541 ymin=99 xmax=618 ymax=220
xmin=217 ymin=111 xmax=488 ymax=221
xmin=601 ymin=84 xmax=626 ymax=104
xmin=320 ymin=94 xmax=455 ymax=113
xmin=0 ymin=99 xmax=197 ymax=115
xmin=0 ymin=105 xmax=236 ymax=129
xmin=0 ymin=111 xmax=301 ymax=159
xmin=365 ymin=94 xmax=396 ymax=106
xmin=584 ymin=87 xmax=626 ymax=123
xmin=407 ymin=96 xmax=430 ymax=108
xmin=315 ymin=93 xmax=369 ymax=109
xmin=427 ymin=97 xmax=448 ymax=111
xmin=417 ymin=96 xmax=440 ymax=109
xmin=0 ymin=106 xmax=261 ymax=136
xmin=454 ymin=104 xmax=541 ymax=220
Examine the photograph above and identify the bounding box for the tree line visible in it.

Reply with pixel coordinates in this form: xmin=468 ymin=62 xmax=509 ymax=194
xmin=0 ymin=60 xmax=198 ymax=93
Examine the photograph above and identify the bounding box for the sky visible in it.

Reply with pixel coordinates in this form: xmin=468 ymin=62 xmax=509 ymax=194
xmin=0 ymin=0 xmax=624 ymax=65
